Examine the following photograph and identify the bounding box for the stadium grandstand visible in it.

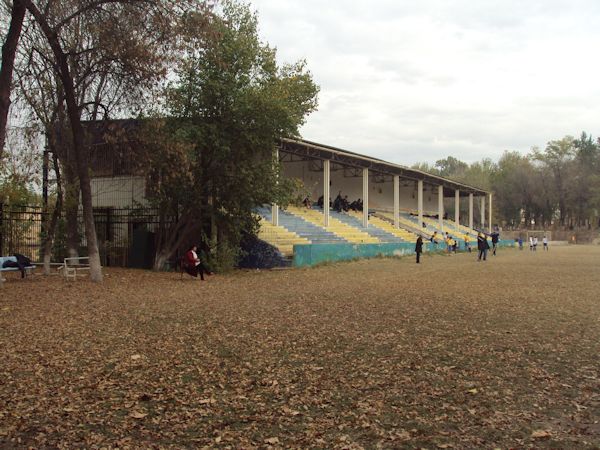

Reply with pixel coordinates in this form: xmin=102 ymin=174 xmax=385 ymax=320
xmin=85 ymin=120 xmax=497 ymax=266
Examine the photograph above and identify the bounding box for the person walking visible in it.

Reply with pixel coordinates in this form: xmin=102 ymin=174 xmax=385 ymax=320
xmin=415 ymin=235 xmax=423 ymax=264
xmin=491 ymin=231 xmax=499 ymax=256
xmin=464 ymin=233 xmax=471 ymax=253
xmin=477 ymin=232 xmax=489 ymax=261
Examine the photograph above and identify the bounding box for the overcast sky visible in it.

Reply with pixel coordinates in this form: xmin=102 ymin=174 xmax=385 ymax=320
xmin=249 ymin=0 xmax=600 ymax=165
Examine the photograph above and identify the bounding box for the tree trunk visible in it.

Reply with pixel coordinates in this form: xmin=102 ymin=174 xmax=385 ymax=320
xmin=42 ymin=150 xmax=63 ymax=275
xmin=0 ymin=0 xmax=26 ymax=160
xmin=63 ymin=162 xmax=80 ymax=258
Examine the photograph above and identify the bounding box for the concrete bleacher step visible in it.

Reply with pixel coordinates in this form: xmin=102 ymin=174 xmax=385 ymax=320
xmin=286 ymin=206 xmax=380 ymax=244
xmin=375 ymin=212 xmax=423 ymax=241
xmin=339 ymin=210 xmax=406 ymax=243
xmin=256 ymin=216 xmax=310 ymax=256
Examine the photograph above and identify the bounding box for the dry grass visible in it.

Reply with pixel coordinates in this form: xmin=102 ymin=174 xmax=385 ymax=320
xmin=1 ymin=245 xmax=600 ymax=449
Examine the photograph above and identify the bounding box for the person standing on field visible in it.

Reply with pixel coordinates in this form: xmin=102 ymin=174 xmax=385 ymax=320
xmin=543 ymin=235 xmax=548 ymax=251
xmin=415 ymin=235 xmax=423 ymax=264
xmin=477 ymin=232 xmax=489 ymax=261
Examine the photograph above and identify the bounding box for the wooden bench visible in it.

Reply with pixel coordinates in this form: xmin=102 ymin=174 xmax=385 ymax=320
xmin=0 ymin=256 xmax=36 ymax=280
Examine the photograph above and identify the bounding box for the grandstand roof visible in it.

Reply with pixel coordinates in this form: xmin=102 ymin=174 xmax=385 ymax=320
xmin=280 ymin=138 xmax=489 ymax=196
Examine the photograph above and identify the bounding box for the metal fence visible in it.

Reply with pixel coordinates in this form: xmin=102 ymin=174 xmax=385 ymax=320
xmin=0 ymin=203 xmax=175 ymax=267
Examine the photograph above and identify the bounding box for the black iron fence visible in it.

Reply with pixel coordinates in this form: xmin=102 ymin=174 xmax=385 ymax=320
xmin=0 ymin=203 xmax=175 ymax=267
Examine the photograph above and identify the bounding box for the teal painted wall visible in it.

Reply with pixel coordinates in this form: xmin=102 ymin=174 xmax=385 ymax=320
xmin=292 ymin=239 xmax=515 ymax=267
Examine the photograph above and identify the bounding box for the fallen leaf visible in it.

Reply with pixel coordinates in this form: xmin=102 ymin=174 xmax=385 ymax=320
xmin=531 ymin=430 xmax=551 ymax=438
xmin=264 ymin=437 xmax=279 ymax=444
xmin=130 ymin=411 xmax=147 ymax=419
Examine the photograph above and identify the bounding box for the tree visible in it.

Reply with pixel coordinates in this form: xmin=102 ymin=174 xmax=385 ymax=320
xmin=532 ymin=137 xmax=575 ymax=226
xmin=435 ymin=156 xmax=468 ymax=178
xmin=143 ymin=1 xmax=319 ymax=269
xmin=0 ymin=0 xmax=26 ymax=160
xmin=13 ymin=0 xmax=204 ymax=281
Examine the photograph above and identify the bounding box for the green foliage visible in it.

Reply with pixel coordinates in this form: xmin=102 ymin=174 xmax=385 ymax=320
xmin=142 ymin=0 xmax=319 ymax=268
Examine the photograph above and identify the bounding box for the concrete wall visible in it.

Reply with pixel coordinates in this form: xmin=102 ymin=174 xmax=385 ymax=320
xmin=292 ymin=239 xmax=516 ymax=267
xmin=91 ymin=176 xmax=148 ymax=208
xmin=282 ymin=160 xmax=441 ymax=213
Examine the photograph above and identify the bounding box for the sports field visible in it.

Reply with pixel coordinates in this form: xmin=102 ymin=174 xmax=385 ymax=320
xmin=1 ymin=245 xmax=599 ymax=448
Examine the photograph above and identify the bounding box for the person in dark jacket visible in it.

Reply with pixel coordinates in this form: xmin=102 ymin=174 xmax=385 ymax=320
xmin=477 ymin=232 xmax=490 ymax=261
xmin=2 ymin=253 xmax=31 ymax=278
xmin=415 ymin=235 xmax=423 ymax=264
xmin=491 ymin=231 xmax=499 ymax=255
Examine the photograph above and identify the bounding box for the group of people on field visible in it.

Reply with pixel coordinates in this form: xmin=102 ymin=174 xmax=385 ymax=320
xmin=414 ymin=229 xmax=500 ymax=264
xmin=516 ymin=235 xmax=549 ymax=251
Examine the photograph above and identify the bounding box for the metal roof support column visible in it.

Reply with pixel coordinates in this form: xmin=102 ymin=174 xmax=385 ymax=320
xmin=455 ymin=189 xmax=460 ymax=230
xmin=271 ymin=147 xmax=279 ymax=226
xmin=393 ymin=175 xmax=400 ymax=229
xmin=417 ymin=180 xmax=423 ymax=232
xmin=323 ymin=159 xmax=330 ymax=227
xmin=362 ymin=168 xmax=369 ymax=228
xmin=489 ymin=193 xmax=493 ymax=233
xmin=468 ymin=193 xmax=474 ymax=230
xmin=480 ymin=195 xmax=485 ymax=230
xmin=438 ymin=185 xmax=444 ymax=234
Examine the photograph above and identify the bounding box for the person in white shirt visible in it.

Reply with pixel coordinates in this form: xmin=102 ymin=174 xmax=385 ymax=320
xmin=529 ymin=236 xmax=534 ymax=251
xmin=533 ymin=236 xmax=538 ymax=251
xmin=543 ymin=236 xmax=548 ymax=251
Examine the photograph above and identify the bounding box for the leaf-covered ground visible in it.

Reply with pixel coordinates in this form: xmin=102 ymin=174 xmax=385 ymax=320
xmin=1 ymin=245 xmax=600 ymax=449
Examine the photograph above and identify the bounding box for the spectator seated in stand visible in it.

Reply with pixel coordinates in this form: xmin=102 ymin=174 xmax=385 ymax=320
xmin=317 ymin=195 xmax=324 ymax=208
xmin=341 ymin=195 xmax=350 ymax=211
xmin=302 ymin=195 xmax=312 ymax=209
xmin=349 ymin=198 xmax=363 ymax=211
xmin=333 ymin=191 xmax=343 ymax=212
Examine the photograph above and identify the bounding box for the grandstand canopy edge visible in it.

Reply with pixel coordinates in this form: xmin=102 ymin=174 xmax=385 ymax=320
xmin=279 ymin=138 xmax=488 ymax=197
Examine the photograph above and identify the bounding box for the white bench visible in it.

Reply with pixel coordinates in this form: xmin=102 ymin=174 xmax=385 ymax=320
xmin=0 ymin=256 xmax=36 ymax=279
xmin=59 ymin=257 xmax=97 ymax=280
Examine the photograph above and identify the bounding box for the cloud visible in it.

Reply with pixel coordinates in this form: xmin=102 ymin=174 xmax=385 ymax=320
xmin=250 ymin=0 xmax=600 ymax=164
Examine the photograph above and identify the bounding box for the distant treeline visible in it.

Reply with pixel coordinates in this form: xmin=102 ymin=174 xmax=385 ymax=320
xmin=412 ymin=133 xmax=600 ymax=229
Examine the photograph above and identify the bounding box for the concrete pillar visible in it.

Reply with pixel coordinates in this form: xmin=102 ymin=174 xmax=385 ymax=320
xmin=271 ymin=147 xmax=279 ymax=226
xmin=393 ymin=175 xmax=400 ymax=229
xmin=438 ymin=185 xmax=444 ymax=233
xmin=454 ymin=189 xmax=460 ymax=229
xmin=323 ymin=160 xmax=330 ymax=227
xmin=362 ymin=168 xmax=369 ymax=228
xmin=417 ymin=180 xmax=423 ymax=231
xmin=489 ymin=193 xmax=493 ymax=233
xmin=480 ymin=195 xmax=485 ymax=230
xmin=468 ymin=193 xmax=474 ymax=230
